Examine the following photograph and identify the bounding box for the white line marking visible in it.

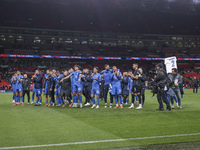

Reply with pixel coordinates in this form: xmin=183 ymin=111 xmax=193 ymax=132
xmin=0 ymin=133 xmax=200 ymax=150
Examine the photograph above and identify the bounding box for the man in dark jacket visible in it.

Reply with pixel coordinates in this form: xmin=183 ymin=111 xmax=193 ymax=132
xmin=179 ymin=76 xmax=185 ymax=98
xmin=82 ymin=69 xmax=92 ymax=106
xmin=193 ymin=76 xmax=199 ymax=93
xmin=32 ymin=70 xmax=43 ymax=106
xmin=55 ymin=70 xmax=71 ymax=107
xmin=139 ymin=68 xmax=147 ymax=107
xmin=50 ymin=71 xmax=56 ymax=106
xmin=99 ymin=77 xmax=104 ymax=101
xmin=154 ymin=63 xmax=171 ymax=111
xmin=22 ymin=74 xmax=31 ymax=104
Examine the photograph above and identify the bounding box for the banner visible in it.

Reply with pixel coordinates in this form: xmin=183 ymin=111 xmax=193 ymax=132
xmin=1 ymin=54 xmax=200 ymax=61
xmin=126 ymin=57 xmax=200 ymax=61
xmin=0 ymin=54 xmax=121 ymax=60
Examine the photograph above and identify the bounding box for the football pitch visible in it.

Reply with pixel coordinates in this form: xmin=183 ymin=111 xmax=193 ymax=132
xmin=0 ymin=89 xmax=200 ymax=150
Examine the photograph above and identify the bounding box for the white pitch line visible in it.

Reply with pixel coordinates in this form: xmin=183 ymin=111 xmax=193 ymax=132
xmin=0 ymin=133 xmax=200 ymax=150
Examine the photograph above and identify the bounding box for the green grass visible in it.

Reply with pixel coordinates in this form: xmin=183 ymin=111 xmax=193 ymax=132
xmin=0 ymin=89 xmax=200 ymax=150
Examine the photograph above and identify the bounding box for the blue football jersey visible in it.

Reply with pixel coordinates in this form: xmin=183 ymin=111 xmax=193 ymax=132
xmin=100 ymin=69 xmax=112 ymax=85
xmin=74 ymin=70 xmax=82 ymax=86
xmin=16 ymin=75 xmax=23 ymax=89
xmin=91 ymin=73 xmax=101 ymax=89
xmin=111 ymin=71 xmax=122 ymax=87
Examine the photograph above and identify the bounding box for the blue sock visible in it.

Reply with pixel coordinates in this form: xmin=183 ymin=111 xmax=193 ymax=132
xmin=168 ymin=96 xmax=171 ymax=103
xmin=39 ymin=99 xmax=42 ymax=103
xmin=75 ymin=95 xmax=78 ymax=104
xmin=46 ymin=101 xmax=48 ymax=104
xmin=126 ymin=99 xmax=129 ymax=103
xmin=56 ymin=97 xmax=59 ymax=105
xmin=115 ymin=96 xmax=118 ymax=104
xmin=36 ymin=100 xmax=39 ymax=104
xmin=135 ymin=95 xmax=138 ymax=102
xmin=92 ymin=97 xmax=95 ymax=105
xmin=73 ymin=96 xmax=76 ymax=104
xmin=174 ymin=96 xmax=178 ymax=103
xmin=61 ymin=98 xmax=64 ymax=105
xmin=32 ymin=93 xmax=35 ymax=102
xmin=78 ymin=96 xmax=82 ymax=104
xmin=119 ymin=95 xmax=122 ymax=105
xmin=21 ymin=96 xmax=24 ymax=103
xmin=59 ymin=97 xmax=61 ymax=105
xmin=97 ymin=97 xmax=99 ymax=105
xmin=18 ymin=96 xmax=20 ymax=103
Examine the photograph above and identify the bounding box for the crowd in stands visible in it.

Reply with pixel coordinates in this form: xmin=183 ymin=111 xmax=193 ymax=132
xmin=0 ymin=57 xmax=200 ymax=90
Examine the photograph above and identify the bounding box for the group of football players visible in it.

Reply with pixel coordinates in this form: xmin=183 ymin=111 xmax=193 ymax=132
xmin=11 ymin=63 xmax=148 ymax=109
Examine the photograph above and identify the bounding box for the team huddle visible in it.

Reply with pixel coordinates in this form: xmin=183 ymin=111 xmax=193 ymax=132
xmin=10 ymin=64 xmax=147 ymax=109
xmin=10 ymin=63 xmax=183 ymax=110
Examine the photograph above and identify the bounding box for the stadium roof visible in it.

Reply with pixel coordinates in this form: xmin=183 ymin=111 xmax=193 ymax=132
xmin=3 ymin=0 xmax=200 ymax=14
